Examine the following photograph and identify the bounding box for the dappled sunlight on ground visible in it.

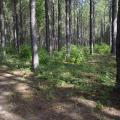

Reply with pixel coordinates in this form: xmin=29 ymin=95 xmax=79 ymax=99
xmin=0 ymin=59 xmax=120 ymax=120
xmin=0 ymin=53 xmax=120 ymax=120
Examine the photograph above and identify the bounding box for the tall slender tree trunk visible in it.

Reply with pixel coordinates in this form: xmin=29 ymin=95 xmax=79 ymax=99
xmin=100 ymin=19 xmax=104 ymax=44
xmin=45 ymin=0 xmax=50 ymax=52
xmin=77 ymin=13 xmax=79 ymax=45
xmin=0 ymin=0 xmax=2 ymax=44
xmin=73 ymin=0 xmax=76 ymax=44
xmin=52 ymin=0 xmax=55 ymax=51
xmin=103 ymin=10 xmax=106 ymax=34
xmin=93 ymin=1 xmax=95 ymax=46
xmin=69 ymin=0 xmax=72 ymax=48
xmin=76 ymin=1 xmax=80 ymax=45
xmin=66 ymin=0 xmax=71 ymax=57
xmin=49 ymin=1 xmax=52 ymax=53
xmin=19 ymin=0 xmax=23 ymax=45
xmin=16 ymin=13 xmax=20 ymax=51
xmin=89 ymin=0 xmax=93 ymax=54
xmin=58 ymin=0 xmax=62 ymax=51
xmin=111 ymin=0 xmax=118 ymax=55
xmin=109 ymin=0 xmax=112 ymax=46
xmin=79 ymin=2 xmax=83 ymax=46
xmin=77 ymin=4 xmax=80 ymax=45
xmin=81 ymin=18 xmax=83 ymax=45
xmin=0 ymin=0 xmax=6 ymax=57
xmin=13 ymin=0 xmax=19 ymax=52
xmin=116 ymin=0 xmax=120 ymax=90
xmin=30 ymin=0 xmax=39 ymax=71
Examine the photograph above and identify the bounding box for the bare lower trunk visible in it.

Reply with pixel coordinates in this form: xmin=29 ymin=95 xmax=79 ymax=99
xmin=111 ymin=0 xmax=118 ymax=55
xmin=30 ymin=0 xmax=39 ymax=71
xmin=58 ymin=0 xmax=62 ymax=51
xmin=19 ymin=0 xmax=23 ymax=45
xmin=0 ymin=0 xmax=6 ymax=57
xmin=89 ymin=0 xmax=93 ymax=54
xmin=45 ymin=0 xmax=50 ymax=52
xmin=116 ymin=0 xmax=120 ymax=90
xmin=66 ymin=0 xmax=71 ymax=57
xmin=13 ymin=0 xmax=19 ymax=52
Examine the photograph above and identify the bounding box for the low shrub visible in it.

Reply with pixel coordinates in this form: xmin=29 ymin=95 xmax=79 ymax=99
xmin=52 ymin=47 xmax=66 ymax=62
xmin=95 ymin=44 xmax=110 ymax=55
xmin=66 ymin=45 xmax=89 ymax=64
xmin=19 ymin=45 xmax=31 ymax=60
xmin=39 ymin=48 xmax=49 ymax=64
xmin=52 ymin=45 xmax=89 ymax=64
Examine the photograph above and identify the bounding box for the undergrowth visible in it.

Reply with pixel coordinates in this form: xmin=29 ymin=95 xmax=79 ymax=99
xmin=0 ymin=44 xmax=116 ymax=105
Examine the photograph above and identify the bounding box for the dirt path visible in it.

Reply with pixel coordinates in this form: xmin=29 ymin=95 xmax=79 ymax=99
xmin=0 ymin=67 xmax=120 ymax=120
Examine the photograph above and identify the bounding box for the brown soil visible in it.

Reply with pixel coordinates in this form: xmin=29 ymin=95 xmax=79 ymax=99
xmin=0 ymin=67 xmax=120 ymax=120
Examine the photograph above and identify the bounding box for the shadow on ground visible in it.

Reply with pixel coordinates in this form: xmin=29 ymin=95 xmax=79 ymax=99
xmin=0 ymin=63 xmax=120 ymax=120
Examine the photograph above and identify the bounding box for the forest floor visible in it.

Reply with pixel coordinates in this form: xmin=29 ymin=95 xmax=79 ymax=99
xmin=0 ymin=54 xmax=120 ymax=120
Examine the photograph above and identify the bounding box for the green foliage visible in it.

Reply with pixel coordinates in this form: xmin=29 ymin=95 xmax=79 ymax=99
xmin=95 ymin=101 xmax=103 ymax=111
xmin=52 ymin=47 xmax=66 ymax=62
xmin=66 ymin=45 xmax=89 ymax=64
xmin=37 ymin=54 xmax=115 ymax=104
xmin=95 ymin=44 xmax=110 ymax=55
xmin=50 ymin=45 xmax=89 ymax=64
xmin=6 ymin=47 xmax=16 ymax=54
xmin=0 ymin=54 xmax=4 ymax=63
xmin=19 ymin=45 xmax=31 ymax=60
xmin=36 ymin=0 xmax=45 ymax=29
xmin=0 ymin=48 xmax=6 ymax=63
xmin=39 ymin=48 xmax=49 ymax=64
xmin=1 ymin=45 xmax=116 ymax=107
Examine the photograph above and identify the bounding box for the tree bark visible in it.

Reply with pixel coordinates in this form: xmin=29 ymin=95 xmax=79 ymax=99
xmin=93 ymin=1 xmax=95 ymax=46
xmin=66 ymin=0 xmax=71 ymax=57
xmin=100 ymin=19 xmax=104 ymax=44
xmin=30 ymin=0 xmax=39 ymax=71
xmin=116 ymin=0 xmax=120 ymax=90
xmin=73 ymin=0 xmax=76 ymax=44
xmin=0 ymin=0 xmax=6 ymax=57
xmin=13 ymin=0 xmax=19 ymax=52
xmin=0 ymin=0 xmax=1 ymax=44
xmin=19 ymin=0 xmax=23 ymax=45
xmin=52 ymin=0 xmax=55 ymax=51
xmin=45 ymin=0 xmax=50 ymax=52
xmin=109 ymin=0 xmax=112 ymax=46
xmin=111 ymin=0 xmax=118 ymax=55
xmin=13 ymin=0 xmax=20 ymax=52
xmin=89 ymin=0 xmax=94 ymax=54
xmin=58 ymin=0 xmax=62 ymax=51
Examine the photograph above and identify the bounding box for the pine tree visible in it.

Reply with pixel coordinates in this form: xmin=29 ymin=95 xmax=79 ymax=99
xmin=30 ymin=0 xmax=39 ymax=71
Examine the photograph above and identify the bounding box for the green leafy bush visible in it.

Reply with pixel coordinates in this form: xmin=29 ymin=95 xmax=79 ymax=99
xmin=52 ymin=45 xmax=89 ymax=64
xmin=19 ymin=45 xmax=31 ymax=60
xmin=66 ymin=45 xmax=89 ymax=64
xmin=95 ymin=44 xmax=110 ymax=55
xmin=39 ymin=48 xmax=49 ymax=64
